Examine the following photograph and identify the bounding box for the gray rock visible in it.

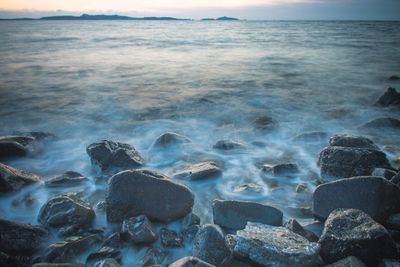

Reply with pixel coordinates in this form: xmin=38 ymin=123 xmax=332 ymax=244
xmin=213 ymin=140 xmax=247 ymax=150
xmin=318 ymin=208 xmax=397 ymax=264
xmin=253 ymin=116 xmax=278 ymax=131
xmin=285 ymin=219 xmax=318 ymax=242
xmin=169 ymin=256 xmax=215 ymax=267
xmin=233 ymin=222 xmax=321 ymax=267
xmin=33 ymin=264 xmax=86 ymax=267
xmin=386 ymin=213 xmax=400 ymax=230
xmin=318 ymin=146 xmax=391 ymax=182
xmin=86 ymin=140 xmax=144 ymax=172
xmin=312 ymin=176 xmax=400 ymax=223
xmin=150 ymin=132 xmax=191 ymax=149
xmin=0 ymin=163 xmax=42 ymax=193
xmin=326 ymin=256 xmax=366 ymax=267
xmin=86 ymin=246 xmax=121 ymax=265
xmin=372 ymin=168 xmax=397 ymax=179
xmin=45 ymin=171 xmax=89 ymax=188
xmin=291 ymin=131 xmax=328 ymax=144
xmin=359 ymin=117 xmax=400 ymax=131
xmin=0 ymin=135 xmax=35 ymax=158
xmin=122 ymin=215 xmax=158 ymax=244
xmin=192 ymin=224 xmax=230 ymax=266
xmin=375 ymin=87 xmax=400 ymax=107
xmin=136 ymin=247 xmax=166 ymax=267
xmin=329 ymin=134 xmax=379 ymax=150
xmin=38 ymin=192 xmax=95 ymax=227
xmin=262 ymin=163 xmax=300 ymax=177
xmin=160 ymin=228 xmax=183 ymax=248
xmin=0 ymin=219 xmax=49 ymax=256
xmin=173 ymin=162 xmax=222 ymax=181
xmin=181 ymin=213 xmax=200 ymax=228
xmin=212 ymin=199 xmax=283 ymax=230
xmin=106 ymin=169 xmax=194 ymax=223
xmin=92 ymin=258 xmax=121 ymax=267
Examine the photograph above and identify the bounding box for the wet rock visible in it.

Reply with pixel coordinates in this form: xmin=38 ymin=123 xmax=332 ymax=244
xmin=86 ymin=246 xmax=121 ymax=265
xmin=295 ymin=183 xmax=310 ymax=193
xmin=313 ymin=176 xmax=400 ymax=223
xmin=233 ymin=183 xmax=263 ymax=193
xmin=326 ymin=256 xmax=366 ymax=267
xmin=122 ymin=215 xmax=158 ymax=244
xmin=136 ymin=247 xmax=166 ymax=267
xmin=38 ymin=192 xmax=95 ymax=227
xmin=173 ymin=162 xmax=222 ymax=181
xmin=220 ymin=255 xmax=260 ymax=267
xmin=181 ymin=225 xmax=200 ymax=241
xmin=386 ymin=213 xmax=400 ymax=230
xmin=291 ymin=131 xmax=328 ymax=144
xmin=92 ymin=258 xmax=120 ymax=267
xmin=33 ymin=264 xmax=86 ymax=267
xmin=212 ymin=199 xmax=283 ymax=230
xmin=380 ymin=258 xmax=400 ymax=267
xmin=0 ymin=135 xmax=35 ymax=158
xmin=86 ymin=140 xmax=144 ymax=172
xmin=160 ymin=228 xmax=183 ymax=248
xmin=11 ymin=192 xmax=37 ymax=207
xmin=192 ymin=224 xmax=230 ymax=266
xmin=0 ymin=251 xmax=30 ymax=267
xmin=286 ymin=206 xmax=313 ymax=218
xmin=106 ymin=169 xmax=194 ymax=223
xmin=45 ymin=171 xmax=89 ymax=187
xmin=390 ymin=172 xmax=400 ymax=186
xmin=389 ymin=75 xmax=400 ymax=81
xmin=302 ymin=221 xmax=324 ymax=239
xmin=182 ymin=213 xmax=200 ymax=228
xmin=213 ymin=139 xmax=247 ymax=150
xmin=0 ymin=219 xmax=49 ymax=256
xmin=285 ymin=218 xmax=318 ymax=242
xmin=169 ymin=256 xmax=215 ymax=267
xmin=13 ymin=131 xmax=56 ymax=141
xmin=40 ymin=234 xmax=102 ymax=263
xmin=262 ymin=163 xmax=300 ymax=177
xmin=372 ymin=168 xmax=397 ymax=179
xmin=0 ymin=163 xmax=42 ymax=193
xmin=359 ymin=117 xmax=400 ymax=131
xmin=253 ymin=116 xmax=278 ymax=131
xmin=150 ymin=132 xmax=191 ymax=149
xmin=375 ymin=87 xmax=400 ymax=107
xmin=329 ymin=134 xmax=379 ymax=150
xmin=102 ymin=232 xmax=120 ymax=248
xmin=234 ymin=222 xmax=321 ymax=267
xmin=318 ymin=208 xmax=397 ymax=264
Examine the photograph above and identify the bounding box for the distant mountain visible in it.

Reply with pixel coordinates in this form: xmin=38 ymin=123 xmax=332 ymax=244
xmin=216 ymin=16 xmax=239 ymax=21
xmin=39 ymin=14 xmax=187 ymax=20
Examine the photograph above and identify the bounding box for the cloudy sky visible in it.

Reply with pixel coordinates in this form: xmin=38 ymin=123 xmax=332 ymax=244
xmin=0 ymin=0 xmax=399 ymax=20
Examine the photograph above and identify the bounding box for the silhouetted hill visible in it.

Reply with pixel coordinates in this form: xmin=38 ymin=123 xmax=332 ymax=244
xmin=39 ymin=14 xmax=186 ymax=20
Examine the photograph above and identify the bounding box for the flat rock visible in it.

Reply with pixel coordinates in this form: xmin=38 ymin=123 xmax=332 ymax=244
xmin=169 ymin=256 xmax=215 ymax=267
xmin=0 ymin=163 xmax=43 ymax=193
xmin=106 ymin=169 xmax=194 ymax=223
xmin=312 ymin=176 xmax=400 ymax=223
xmin=359 ymin=117 xmax=400 ymax=131
xmin=262 ymin=163 xmax=300 ymax=177
xmin=38 ymin=192 xmax=95 ymax=227
xmin=173 ymin=162 xmax=222 ymax=181
xmin=285 ymin=219 xmax=318 ymax=242
xmin=122 ymin=215 xmax=158 ymax=244
xmin=45 ymin=171 xmax=89 ymax=188
xmin=86 ymin=140 xmax=144 ymax=172
xmin=150 ymin=132 xmax=191 ymax=149
xmin=326 ymin=256 xmax=366 ymax=267
xmin=375 ymin=87 xmax=400 ymax=107
xmin=329 ymin=134 xmax=379 ymax=150
xmin=160 ymin=228 xmax=183 ymax=248
xmin=0 ymin=135 xmax=35 ymax=158
xmin=318 ymin=209 xmax=397 ymax=264
xmin=213 ymin=139 xmax=247 ymax=150
xmin=233 ymin=222 xmax=321 ymax=267
xmin=212 ymin=199 xmax=283 ymax=230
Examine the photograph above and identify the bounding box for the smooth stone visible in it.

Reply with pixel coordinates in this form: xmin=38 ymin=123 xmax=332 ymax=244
xmin=45 ymin=171 xmax=89 ymax=187
xmin=169 ymin=256 xmax=215 ymax=267
xmin=318 ymin=209 xmax=397 ymax=264
xmin=159 ymin=228 xmax=183 ymax=248
xmin=213 ymin=139 xmax=247 ymax=150
xmin=253 ymin=116 xmax=279 ymax=131
xmin=106 ymin=169 xmax=194 ymax=223
xmin=122 ymin=215 xmax=158 ymax=244
xmin=325 ymin=256 xmax=366 ymax=267
xmin=312 ymin=176 xmax=400 ymax=223
xmin=136 ymin=247 xmax=166 ymax=267
xmin=329 ymin=134 xmax=379 ymax=150
xmin=285 ymin=218 xmax=319 ymax=242
xmin=212 ymin=199 xmax=283 ymax=230
xmin=291 ymin=131 xmax=328 ymax=144
xmin=92 ymin=258 xmax=121 ymax=267
xmin=262 ymin=163 xmax=300 ymax=177
xmin=359 ymin=117 xmax=400 ymax=131
xmin=233 ymin=222 xmax=321 ymax=267
xmin=375 ymin=87 xmax=400 ymax=107
xmin=86 ymin=140 xmax=144 ymax=172
xmin=233 ymin=183 xmax=263 ymax=193
xmin=0 ymin=163 xmax=42 ymax=193
xmin=150 ymin=132 xmax=191 ymax=149
xmin=173 ymin=162 xmax=222 ymax=181
xmin=86 ymin=246 xmax=121 ymax=265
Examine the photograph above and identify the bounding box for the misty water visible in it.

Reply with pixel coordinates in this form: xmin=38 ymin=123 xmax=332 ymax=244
xmin=0 ymin=20 xmax=400 ymax=265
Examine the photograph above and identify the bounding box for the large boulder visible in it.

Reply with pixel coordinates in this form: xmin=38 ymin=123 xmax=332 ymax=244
xmin=38 ymin=192 xmax=95 ymax=227
xmin=212 ymin=199 xmax=283 ymax=230
xmin=375 ymin=87 xmax=400 ymax=107
xmin=106 ymin=169 xmax=194 ymax=223
xmin=0 ymin=135 xmax=35 ymax=159
xmin=150 ymin=132 xmax=191 ymax=149
xmin=329 ymin=134 xmax=379 ymax=150
xmin=233 ymin=222 xmax=321 ymax=266
xmin=45 ymin=171 xmax=88 ymax=188
xmin=318 ymin=209 xmax=397 ymax=264
xmin=173 ymin=162 xmax=222 ymax=181
xmin=0 ymin=163 xmax=43 ymax=193
xmin=313 ymin=176 xmax=400 ymax=223
xmin=169 ymin=256 xmax=215 ymax=267
xmin=86 ymin=140 xmax=144 ymax=172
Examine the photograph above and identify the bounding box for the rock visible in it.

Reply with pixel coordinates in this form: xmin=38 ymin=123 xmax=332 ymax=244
xmin=286 ymin=206 xmax=313 ymax=218
xmin=86 ymin=246 xmax=121 ymax=265
xmin=181 ymin=225 xmax=200 ymax=241
xmin=0 ymin=219 xmax=49 ymax=255
xmin=329 ymin=134 xmax=379 ymax=150
xmin=181 ymin=213 xmax=200 ymax=228
xmin=0 ymin=251 xmax=30 ymax=267
xmin=262 ymin=163 xmax=300 ymax=177
xmin=150 ymin=132 xmax=191 ymax=149
xmin=192 ymin=224 xmax=230 ymax=266
xmin=318 ymin=209 xmax=397 ymax=264
xmin=0 ymin=135 xmax=35 ymax=158
xmin=318 ymin=146 xmax=391 ymax=182
xmin=38 ymin=192 xmax=95 ymax=227
xmin=233 ymin=183 xmax=263 ymax=193
xmin=359 ymin=117 xmax=400 ymax=131
xmin=325 ymin=256 xmax=366 ymax=267
xmin=313 ymin=176 xmax=400 ymax=223
xmin=102 ymin=232 xmax=120 ymax=248
xmin=291 ymin=131 xmax=328 ymax=144
xmin=13 ymin=131 xmax=56 ymax=141
xmin=122 ymin=215 xmax=158 ymax=244
xmin=11 ymin=192 xmax=37 ymax=207
xmin=92 ymin=258 xmax=121 ymax=267
xmin=173 ymin=162 xmax=222 ymax=181
xmin=386 ymin=213 xmax=400 ymax=230
xmin=295 ymin=183 xmax=310 ymax=193
xmin=253 ymin=116 xmax=278 ymax=131
xmin=160 ymin=228 xmax=183 ymax=248
xmin=234 ymin=222 xmax=321 ymax=266
xmin=389 ymin=75 xmax=400 ymax=81
xmin=390 ymin=172 xmax=400 ymax=186
xmin=169 ymin=256 xmax=215 ymax=267
xmin=212 ymin=199 xmax=283 ymax=230
xmin=45 ymin=171 xmax=89 ymax=187
xmin=33 ymin=264 xmax=86 ymax=267
xmin=220 ymin=255 xmax=259 ymax=267
xmin=213 ymin=140 xmax=247 ymax=150
xmin=136 ymin=247 xmax=166 ymax=267
xmin=375 ymin=87 xmax=400 ymax=107
xmin=372 ymin=168 xmax=397 ymax=179
xmin=0 ymin=163 xmax=42 ymax=193
xmin=40 ymin=234 xmax=102 ymax=263
xmin=302 ymin=221 xmax=324 ymax=239
xmin=285 ymin=219 xmax=318 ymax=242
xmin=86 ymin=140 xmax=144 ymax=172
xmin=380 ymin=258 xmax=400 ymax=267
xmin=106 ymin=169 xmax=194 ymax=223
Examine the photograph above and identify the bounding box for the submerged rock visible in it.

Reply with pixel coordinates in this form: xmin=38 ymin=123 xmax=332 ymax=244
xmin=169 ymin=256 xmax=215 ymax=267
xmin=182 ymin=212 xmax=201 ymax=228
xmin=0 ymin=163 xmax=43 ymax=193
xmin=262 ymin=163 xmax=300 ymax=177
xmin=291 ymin=131 xmax=328 ymax=144
xmin=375 ymin=87 xmax=400 ymax=107
xmin=160 ymin=228 xmax=183 ymax=248
xmin=122 ymin=215 xmax=158 ymax=244
xmin=253 ymin=116 xmax=278 ymax=131
xmin=285 ymin=219 xmax=318 ymax=242
xmin=86 ymin=140 xmax=144 ymax=172
xmin=13 ymin=131 xmax=56 ymax=141
xmin=173 ymin=162 xmax=222 ymax=181
xmin=106 ymin=169 xmax=194 ymax=223
xmin=319 ymin=209 xmax=397 ymax=264
xmin=313 ymin=176 xmax=400 ymax=223
xmin=212 ymin=199 xmax=283 ymax=230
xmin=233 ymin=222 xmax=321 ymax=267
xmin=326 ymin=256 xmax=366 ymax=267
xmin=45 ymin=171 xmax=89 ymax=187
xmin=213 ymin=139 xmax=247 ymax=150
xmin=233 ymin=183 xmax=263 ymax=193
xmin=359 ymin=117 xmax=400 ymax=131
xmin=329 ymin=134 xmax=379 ymax=150
xmin=150 ymin=132 xmax=191 ymax=149
xmin=0 ymin=135 xmax=35 ymax=158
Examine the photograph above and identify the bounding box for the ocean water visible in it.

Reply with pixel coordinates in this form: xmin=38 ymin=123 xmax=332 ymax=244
xmin=0 ymin=20 xmax=400 ymax=264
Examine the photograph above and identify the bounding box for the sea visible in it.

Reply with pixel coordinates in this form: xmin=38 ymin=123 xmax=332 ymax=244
xmin=0 ymin=20 xmax=400 ymax=264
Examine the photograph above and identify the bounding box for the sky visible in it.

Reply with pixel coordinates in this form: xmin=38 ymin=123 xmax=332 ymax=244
xmin=0 ymin=0 xmax=399 ymax=20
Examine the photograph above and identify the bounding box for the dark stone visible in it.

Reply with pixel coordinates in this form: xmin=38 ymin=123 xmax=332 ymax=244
xmin=220 ymin=255 xmax=258 ymax=267
xmin=312 ymin=176 xmax=400 ymax=223
xmin=375 ymin=87 xmax=400 ymax=107
xmin=86 ymin=140 xmax=144 ymax=172
xmin=325 ymin=256 xmax=366 ymax=267
xmin=169 ymin=256 xmax=215 ymax=267
xmin=213 ymin=140 xmax=247 ymax=150
xmin=285 ymin=218 xmax=319 ymax=242
xmin=160 ymin=228 xmax=183 ymax=248
xmin=92 ymin=258 xmax=120 ymax=267
xmin=253 ymin=116 xmax=278 ymax=131
xmin=173 ymin=162 xmax=222 ymax=181
xmin=86 ymin=246 xmax=121 ymax=265
xmin=38 ymin=192 xmax=95 ymax=227
xmin=291 ymin=131 xmax=328 ymax=144
xmin=372 ymin=168 xmax=397 ymax=179
xmin=122 ymin=215 xmax=158 ymax=244
xmin=0 ymin=219 xmax=49 ymax=255
xmin=45 ymin=171 xmax=89 ymax=187
xmin=389 ymin=75 xmax=400 ymax=81
xmin=286 ymin=206 xmax=313 ymax=218
xmin=192 ymin=224 xmax=230 ymax=266
xmin=102 ymin=232 xmax=120 ymax=248
xmin=0 ymin=163 xmax=43 ymax=193
xmin=212 ymin=199 xmax=283 ymax=230
xmin=359 ymin=117 xmax=400 ymax=131
xmin=329 ymin=134 xmax=379 ymax=150
xmin=13 ymin=131 xmax=56 ymax=141
xmin=136 ymin=247 xmax=166 ymax=267
xmin=386 ymin=213 xmax=400 ymax=230
xmin=0 ymin=135 xmax=35 ymax=158
xmin=150 ymin=132 xmax=191 ymax=149
xmin=0 ymin=251 xmax=30 ymax=266
xmin=233 ymin=222 xmax=321 ymax=266
xmin=181 ymin=225 xmax=200 ymax=241
xmin=302 ymin=221 xmax=324 ymax=239
xmin=318 ymin=209 xmax=397 ymax=264
xmin=181 ymin=213 xmax=200 ymax=228
xmin=106 ymin=169 xmax=194 ymax=223
xmin=262 ymin=163 xmax=300 ymax=177
xmin=390 ymin=172 xmax=400 ymax=186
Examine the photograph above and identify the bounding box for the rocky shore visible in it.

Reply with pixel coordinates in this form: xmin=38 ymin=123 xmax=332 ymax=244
xmin=1 ymin=87 xmax=400 ymax=266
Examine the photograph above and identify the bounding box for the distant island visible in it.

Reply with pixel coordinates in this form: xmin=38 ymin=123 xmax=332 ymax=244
xmin=202 ymin=16 xmax=239 ymax=21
